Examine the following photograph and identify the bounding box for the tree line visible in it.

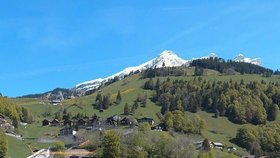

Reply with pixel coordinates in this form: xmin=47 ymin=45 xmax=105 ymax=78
xmin=144 ymin=77 xmax=280 ymax=125
xmin=142 ymin=66 xmax=188 ymax=78
xmin=190 ymin=57 xmax=273 ymax=76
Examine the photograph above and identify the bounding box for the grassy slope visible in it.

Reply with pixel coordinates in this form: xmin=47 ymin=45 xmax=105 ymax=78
xmin=63 ymin=74 xmax=162 ymax=122
xmin=7 ymin=136 xmax=32 ymax=158
xmin=12 ymin=68 xmax=280 ymax=157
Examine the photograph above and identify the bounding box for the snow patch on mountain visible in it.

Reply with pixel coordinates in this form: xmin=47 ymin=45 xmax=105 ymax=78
xmin=234 ymin=54 xmax=261 ymax=66
xmin=191 ymin=52 xmax=218 ymax=61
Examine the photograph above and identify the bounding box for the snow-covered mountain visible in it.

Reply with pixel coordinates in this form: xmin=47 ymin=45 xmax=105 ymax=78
xmin=234 ymin=54 xmax=261 ymax=66
xmin=76 ymin=50 xmax=188 ymax=91
xmin=76 ymin=50 xmax=261 ymax=91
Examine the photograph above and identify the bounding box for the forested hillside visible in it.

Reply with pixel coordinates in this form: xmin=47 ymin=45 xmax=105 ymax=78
xmin=6 ymin=65 xmax=280 ymax=158
xmin=145 ymin=77 xmax=280 ymax=125
xmin=0 ymin=97 xmax=33 ymax=128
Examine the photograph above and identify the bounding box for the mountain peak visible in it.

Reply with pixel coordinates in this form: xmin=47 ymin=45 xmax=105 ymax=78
xmin=155 ymin=50 xmax=188 ymax=68
xmin=234 ymin=53 xmax=261 ymax=66
xmin=76 ymin=50 xmax=188 ymax=91
xmin=159 ymin=50 xmax=176 ymax=57
xmin=209 ymin=53 xmax=217 ymax=58
xmin=237 ymin=53 xmax=244 ymax=57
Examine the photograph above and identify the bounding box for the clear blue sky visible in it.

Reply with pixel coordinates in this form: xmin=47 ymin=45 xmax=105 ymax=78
xmin=1 ymin=0 xmax=280 ymax=97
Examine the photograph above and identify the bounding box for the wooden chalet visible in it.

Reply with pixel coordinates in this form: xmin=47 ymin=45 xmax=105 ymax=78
xmin=63 ymin=119 xmax=73 ymax=127
xmin=106 ymin=115 xmax=121 ymax=125
xmin=120 ymin=117 xmax=133 ymax=125
xmin=87 ymin=116 xmax=100 ymax=127
xmin=77 ymin=118 xmax=87 ymax=127
xmin=50 ymin=119 xmax=61 ymax=126
xmin=60 ymin=127 xmax=74 ymax=136
xmin=42 ymin=119 xmax=50 ymax=126
xmin=137 ymin=117 xmax=155 ymax=125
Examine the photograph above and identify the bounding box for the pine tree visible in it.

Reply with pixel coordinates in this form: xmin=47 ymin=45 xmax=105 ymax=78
xmin=144 ymin=78 xmax=154 ymax=90
xmin=133 ymin=100 xmax=139 ymax=109
xmin=141 ymin=93 xmax=148 ymax=107
xmin=116 ymin=90 xmax=122 ymax=104
xmin=155 ymin=78 xmax=160 ymax=90
xmin=194 ymin=66 xmax=204 ymax=76
xmin=103 ymin=96 xmax=109 ymax=109
xmin=202 ymin=138 xmax=211 ymax=151
xmin=131 ymin=104 xmax=136 ymax=114
xmin=95 ymin=93 xmax=103 ymax=109
xmin=63 ymin=109 xmax=67 ymax=115
xmin=124 ymin=103 xmax=130 ymax=115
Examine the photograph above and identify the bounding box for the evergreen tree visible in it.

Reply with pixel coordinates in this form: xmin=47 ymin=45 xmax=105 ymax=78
xmin=144 ymin=78 xmax=155 ymax=90
xmin=202 ymin=138 xmax=211 ymax=151
xmin=133 ymin=100 xmax=139 ymax=109
xmin=131 ymin=104 xmax=136 ymax=114
xmin=142 ymin=94 xmax=147 ymax=107
xmin=116 ymin=90 xmax=122 ymax=104
xmin=95 ymin=93 xmax=103 ymax=109
xmin=155 ymin=78 xmax=161 ymax=90
xmin=124 ymin=103 xmax=130 ymax=115
xmin=103 ymin=96 xmax=109 ymax=109
xmin=194 ymin=66 xmax=204 ymax=76
xmin=63 ymin=109 xmax=67 ymax=115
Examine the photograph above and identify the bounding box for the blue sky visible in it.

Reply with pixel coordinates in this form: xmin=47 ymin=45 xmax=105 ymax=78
xmin=1 ymin=0 xmax=280 ymax=97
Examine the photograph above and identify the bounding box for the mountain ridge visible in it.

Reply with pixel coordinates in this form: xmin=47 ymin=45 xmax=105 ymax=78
xmin=76 ymin=50 xmax=261 ymax=91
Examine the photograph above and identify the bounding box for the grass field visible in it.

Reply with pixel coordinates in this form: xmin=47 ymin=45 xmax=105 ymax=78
xmin=7 ymin=136 xmax=32 ymax=158
xmin=11 ymin=71 xmax=280 ymax=157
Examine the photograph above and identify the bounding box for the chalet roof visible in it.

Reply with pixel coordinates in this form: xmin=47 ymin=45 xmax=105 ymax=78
xmin=107 ymin=115 xmax=121 ymax=121
xmin=78 ymin=140 xmax=90 ymax=147
xmin=121 ymin=117 xmax=129 ymax=121
xmin=83 ymin=116 xmax=89 ymax=119
xmin=78 ymin=118 xmax=86 ymax=122
xmin=137 ymin=117 xmax=154 ymax=121
xmin=51 ymin=119 xmax=60 ymax=123
xmin=212 ymin=142 xmax=223 ymax=146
